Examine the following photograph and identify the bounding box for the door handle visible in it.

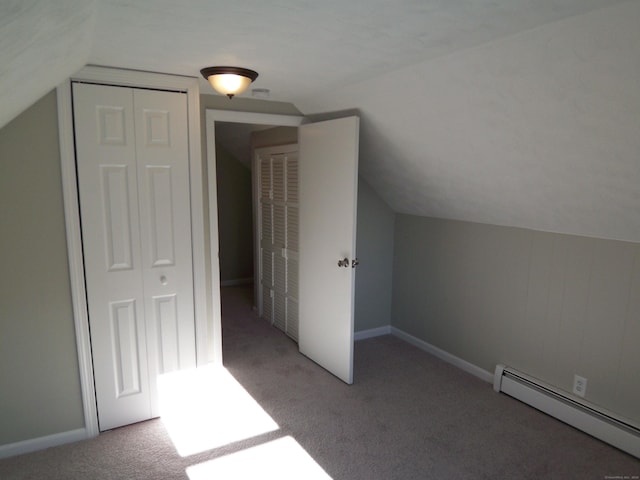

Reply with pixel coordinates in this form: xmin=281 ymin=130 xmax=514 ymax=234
xmin=351 ymin=258 xmax=359 ymax=268
xmin=160 ymin=275 xmax=168 ymax=285
xmin=337 ymin=258 xmax=349 ymax=268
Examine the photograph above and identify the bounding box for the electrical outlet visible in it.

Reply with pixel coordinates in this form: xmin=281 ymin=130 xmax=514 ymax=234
xmin=573 ymin=375 xmax=587 ymax=398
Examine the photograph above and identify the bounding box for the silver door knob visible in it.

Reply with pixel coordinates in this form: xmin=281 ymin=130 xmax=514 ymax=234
xmin=337 ymin=258 xmax=349 ymax=268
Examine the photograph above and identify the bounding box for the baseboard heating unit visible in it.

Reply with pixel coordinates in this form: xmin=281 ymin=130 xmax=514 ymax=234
xmin=493 ymin=365 xmax=640 ymax=458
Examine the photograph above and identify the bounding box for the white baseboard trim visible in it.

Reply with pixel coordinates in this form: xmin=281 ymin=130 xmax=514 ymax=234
xmin=0 ymin=428 xmax=87 ymax=459
xmin=354 ymin=325 xmax=392 ymax=341
xmin=220 ymin=277 xmax=254 ymax=287
xmin=390 ymin=327 xmax=493 ymax=383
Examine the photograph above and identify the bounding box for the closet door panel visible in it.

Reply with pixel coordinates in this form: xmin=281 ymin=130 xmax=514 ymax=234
xmin=73 ymin=83 xmax=151 ymax=431
xmin=133 ymin=89 xmax=196 ymax=417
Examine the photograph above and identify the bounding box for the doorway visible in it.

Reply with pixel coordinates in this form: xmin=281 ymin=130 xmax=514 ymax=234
xmin=213 ymin=120 xmax=300 ymax=341
xmin=206 ymin=110 xmax=360 ymax=385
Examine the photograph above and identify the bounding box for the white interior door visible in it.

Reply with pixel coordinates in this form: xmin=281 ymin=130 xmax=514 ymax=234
xmin=298 ymin=116 xmax=360 ymax=384
xmin=74 ymin=83 xmax=196 ymax=430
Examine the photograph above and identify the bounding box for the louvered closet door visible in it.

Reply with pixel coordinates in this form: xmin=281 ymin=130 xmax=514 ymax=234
xmin=257 ymin=146 xmax=299 ymax=341
xmin=73 ymin=83 xmax=196 ymax=431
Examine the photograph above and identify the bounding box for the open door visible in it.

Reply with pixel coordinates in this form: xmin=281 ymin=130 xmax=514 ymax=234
xmin=298 ymin=116 xmax=359 ymax=384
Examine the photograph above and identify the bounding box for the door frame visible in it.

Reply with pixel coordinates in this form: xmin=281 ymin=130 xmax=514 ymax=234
xmin=204 ymin=109 xmax=303 ymax=361
xmin=58 ymin=66 xmax=208 ymax=438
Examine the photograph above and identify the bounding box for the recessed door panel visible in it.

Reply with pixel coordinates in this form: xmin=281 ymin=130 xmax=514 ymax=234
xmin=110 ymin=299 xmax=142 ymax=397
xmin=153 ymin=294 xmax=179 ymax=374
xmin=143 ymin=109 xmax=171 ymax=147
xmin=146 ymin=165 xmax=175 ymax=267
xmin=100 ymin=165 xmax=134 ymax=271
xmin=97 ymin=106 xmax=126 ymax=145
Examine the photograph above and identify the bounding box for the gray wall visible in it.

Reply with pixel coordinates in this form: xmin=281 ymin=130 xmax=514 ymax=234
xmin=0 ymin=90 xmax=84 ymax=444
xmin=354 ymin=178 xmax=395 ymax=332
xmin=216 ymin=144 xmax=254 ymax=283
xmin=392 ymin=214 xmax=640 ymax=424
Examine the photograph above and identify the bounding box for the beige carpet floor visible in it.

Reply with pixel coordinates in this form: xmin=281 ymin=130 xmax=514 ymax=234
xmin=0 ymin=286 xmax=638 ymax=479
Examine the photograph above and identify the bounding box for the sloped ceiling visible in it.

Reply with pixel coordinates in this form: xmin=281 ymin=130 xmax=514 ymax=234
xmin=0 ymin=0 xmax=95 ymax=130
xmin=297 ymin=1 xmax=640 ymax=242
xmin=2 ymin=1 xmax=639 ymax=242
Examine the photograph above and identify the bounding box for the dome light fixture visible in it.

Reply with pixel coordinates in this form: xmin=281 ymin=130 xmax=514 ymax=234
xmin=200 ymin=66 xmax=259 ymax=99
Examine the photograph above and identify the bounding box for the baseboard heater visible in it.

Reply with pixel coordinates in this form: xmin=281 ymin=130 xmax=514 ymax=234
xmin=493 ymin=365 xmax=640 ymax=459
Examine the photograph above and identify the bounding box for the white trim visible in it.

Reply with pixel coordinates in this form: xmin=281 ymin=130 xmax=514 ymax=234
xmin=205 ymin=109 xmax=304 ymax=126
xmin=390 ymin=327 xmax=493 ymax=383
xmin=0 ymin=428 xmax=87 ymax=460
xmin=57 ymin=80 xmax=99 ymax=438
xmin=205 ymin=109 xmax=306 ymax=366
xmin=354 ymin=325 xmax=391 ymax=341
xmin=58 ymin=65 xmax=209 ymax=437
xmin=220 ymin=277 xmax=254 ymax=287
xmin=205 ymin=115 xmax=223 ymax=366
xmin=183 ymin=78 xmax=208 ymax=368
xmin=70 ymin=65 xmax=197 ymax=92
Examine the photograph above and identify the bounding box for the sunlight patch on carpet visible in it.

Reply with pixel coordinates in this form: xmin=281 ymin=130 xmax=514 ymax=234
xmin=158 ymin=365 xmax=279 ymax=457
xmin=186 ymin=435 xmax=333 ymax=479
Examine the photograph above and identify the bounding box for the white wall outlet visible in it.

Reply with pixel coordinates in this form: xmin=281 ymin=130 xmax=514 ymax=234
xmin=573 ymin=374 xmax=587 ymax=398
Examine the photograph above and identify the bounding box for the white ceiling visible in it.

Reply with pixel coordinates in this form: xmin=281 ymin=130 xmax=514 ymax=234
xmin=0 ymin=0 xmax=95 ymax=130
xmin=297 ymin=1 xmax=640 ymax=242
xmin=2 ymin=0 xmax=639 ymax=242
xmin=89 ymin=0 xmax=626 ymax=102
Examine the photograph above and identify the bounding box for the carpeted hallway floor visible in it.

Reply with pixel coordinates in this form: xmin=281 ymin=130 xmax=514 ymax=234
xmin=0 ymin=285 xmax=638 ymax=479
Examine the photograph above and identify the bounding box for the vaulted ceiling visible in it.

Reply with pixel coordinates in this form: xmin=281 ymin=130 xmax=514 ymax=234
xmin=2 ymin=0 xmax=639 ymax=242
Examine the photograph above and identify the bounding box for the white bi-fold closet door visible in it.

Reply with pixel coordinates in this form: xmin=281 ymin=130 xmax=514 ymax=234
xmin=73 ymin=82 xmax=196 ymax=431
xmin=256 ymin=145 xmax=299 ymax=341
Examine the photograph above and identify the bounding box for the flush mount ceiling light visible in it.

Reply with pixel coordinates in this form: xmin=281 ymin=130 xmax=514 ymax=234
xmin=200 ymin=66 xmax=259 ymax=99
